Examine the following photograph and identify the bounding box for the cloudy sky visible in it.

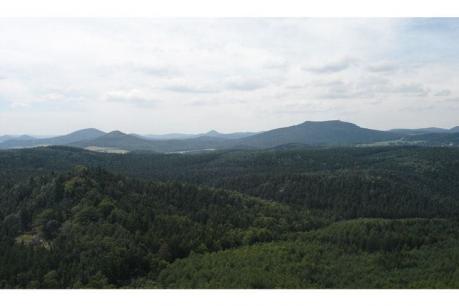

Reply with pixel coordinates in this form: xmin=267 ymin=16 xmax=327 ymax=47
xmin=0 ymin=18 xmax=458 ymax=135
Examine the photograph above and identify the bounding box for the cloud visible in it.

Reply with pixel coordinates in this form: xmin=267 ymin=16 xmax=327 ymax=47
xmin=104 ymin=89 xmax=160 ymax=107
xmin=303 ymin=58 xmax=358 ymax=74
xmin=314 ymin=78 xmax=431 ymax=100
xmin=162 ymin=84 xmax=220 ymax=94
xmin=439 ymin=98 xmax=459 ymax=104
xmin=10 ymin=101 xmax=30 ymax=109
xmin=188 ymin=98 xmax=247 ymax=107
xmin=132 ymin=64 xmax=180 ymax=78
xmin=316 ymin=81 xmax=373 ymax=100
xmin=389 ymin=83 xmax=430 ymax=97
xmin=224 ymin=78 xmax=268 ymax=91
xmin=1 ymin=18 xmax=459 ymax=134
xmin=41 ymin=93 xmax=66 ymax=101
xmin=367 ymin=63 xmax=399 ymax=73
xmin=434 ymin=89 xmax=452 ymax=97
xmin=319 ymin=90 xmax=373 ymax=100
xmin=399 ymin=104 xmax=435 ymax=112
xmin=262 ymin=59 xmax=289 ymax=71
xmin=275 ymin=103 xmax=336 ymax=115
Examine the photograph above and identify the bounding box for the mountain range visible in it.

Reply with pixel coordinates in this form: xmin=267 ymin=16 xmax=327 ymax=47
xmin=140 ymin=130 xmax=258 ymax=140
xmin=389 ymin=126 xmax=459 ymax=135
xmin=1 ymin=120 xmax=459 ymax=153
xmin=0 ymin=128 xmax=105 ymax=148
xmin=0 ymin=135 xmax=36 ymax=143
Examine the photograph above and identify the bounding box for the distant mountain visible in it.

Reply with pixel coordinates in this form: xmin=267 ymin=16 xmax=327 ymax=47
xmin=0 ymin=128 xmax=105 ymax=149
xmin=389 ymin=127 xmax=450 ymax=136
xmin=404 ymin=132 xmax=459 ymax=146
xmin=0 ymin=135 xmax=13 ymax=143
xmin=202 ymin=130 xmax=258 ymax=139
xmin=389 ymin=126 xmax=459 ymax=136
xmin=47 ymin=128 xmax=106 ymax=144
xmin=0 ymin=135 xmax=17 ymax=143
xmin=141 ymin=130 xmax=257 ymax=140
xmin=3 ymin=120 xmax=459 ymax=153
xmin=140 ymin=133 xmax=199 ymax=140
xmin=0 ymin=135 xmax=35 ymax=143
xmin=15 ymin=135 xmax=37 ymax=141
xmin=235 ymin=120 xmax=401 ymax=148
xmin=72 ymin=131 xmax=228 ymax=153
xmin=150 ymin=136 xmax=229 ymax=153
xmin=71 ymin=131 xmax=156 ymax=151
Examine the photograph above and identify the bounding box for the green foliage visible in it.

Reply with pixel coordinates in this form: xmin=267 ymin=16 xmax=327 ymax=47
xmin=1 ymin=146 xmax=459 ymax=288
xmin=159 ymin=219 xmax=459 ymax=288
xmin=0 ymin=167 xmax=317 ymax=288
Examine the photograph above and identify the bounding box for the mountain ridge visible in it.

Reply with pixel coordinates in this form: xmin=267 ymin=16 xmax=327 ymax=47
xmin=0 ymin=128 xmax=105 ymax=149
xmin=234 ymin=120 xmax=401 ymax=149
xmin=2 ymin=120 xmax=459 ymax=152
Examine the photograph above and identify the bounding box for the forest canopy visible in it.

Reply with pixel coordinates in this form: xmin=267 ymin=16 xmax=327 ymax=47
xmin=1 ymin=146 xmax=459 ymax=288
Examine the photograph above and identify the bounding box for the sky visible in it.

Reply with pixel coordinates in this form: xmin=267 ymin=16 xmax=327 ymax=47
xmin=0 ymin=18 xmax=458 ymax=135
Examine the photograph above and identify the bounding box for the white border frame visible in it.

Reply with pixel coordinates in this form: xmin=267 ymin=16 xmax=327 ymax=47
xmin=0 ymin=0 xmax=459 ymax=17
xmin=1 ymin=0 xmax=459 ymax=305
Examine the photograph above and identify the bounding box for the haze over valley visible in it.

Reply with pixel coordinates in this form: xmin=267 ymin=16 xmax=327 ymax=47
xmin=2 ymin=120 xmax=459 ymax=153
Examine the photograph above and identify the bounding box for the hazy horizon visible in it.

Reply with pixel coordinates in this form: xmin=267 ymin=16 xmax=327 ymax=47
xmin=2 ymin=118 xmax=459 ymax=138
xmin=1 ymin=18 xmax=458 ymax=135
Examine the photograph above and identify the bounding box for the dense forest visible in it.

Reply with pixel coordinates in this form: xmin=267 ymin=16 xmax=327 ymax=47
xmin=1 ymin=146 xmax=459 ymax=288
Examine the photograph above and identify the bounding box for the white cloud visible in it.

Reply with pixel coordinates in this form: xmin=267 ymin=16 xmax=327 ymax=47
xmin=104 ymin=89 xmax=160 ymax=107
xmin=1 ymin=18 xmax=459 ymax=134
xmin=434 ymin=89 xmax=452 ymax=97
xmin=303 ymin=58 xmax=359 ymax=74
xmin=367 ymin=62 xmax=399 ymax=73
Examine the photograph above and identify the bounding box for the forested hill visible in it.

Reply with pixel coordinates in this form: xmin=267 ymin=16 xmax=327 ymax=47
xmin=235 ymin=120 xmax=400 ymax=148
xmin=0 ymin=167 xmax=321 ymax=288
xmin=160 ymin=218 xmax=459 ymax=288
xmin=2 ymin=146 xmax=459 ymax=288
xmin=2 ymin=145 xmax=459 ymax=182
xmin=2 ymin=146 xmax=459 ymax=219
